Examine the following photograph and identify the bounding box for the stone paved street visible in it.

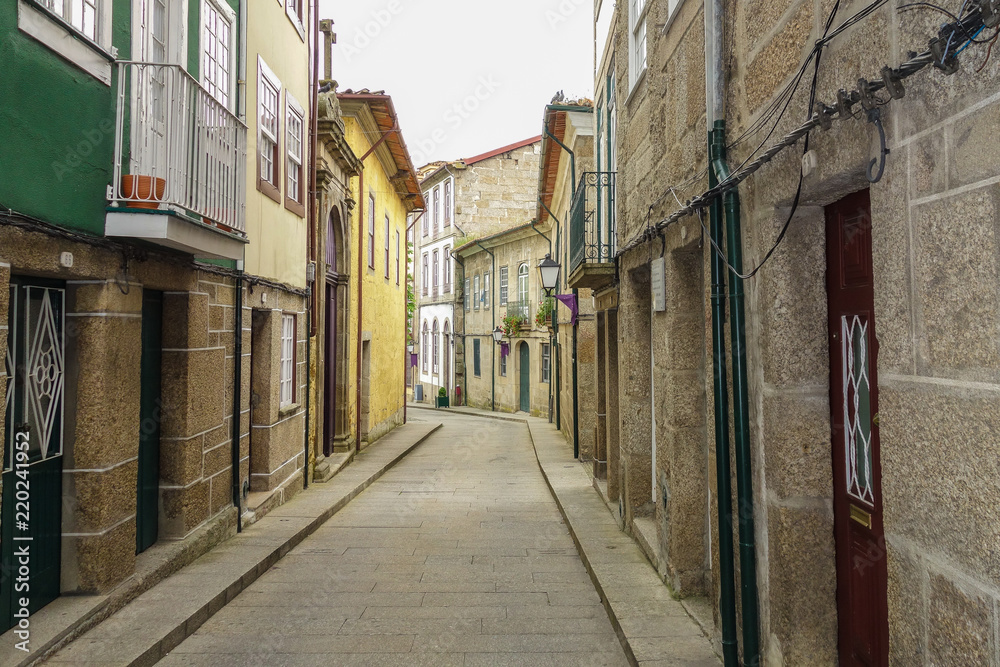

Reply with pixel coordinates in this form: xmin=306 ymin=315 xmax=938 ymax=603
xmin=159 ymin=412 xmax=631 ymax=666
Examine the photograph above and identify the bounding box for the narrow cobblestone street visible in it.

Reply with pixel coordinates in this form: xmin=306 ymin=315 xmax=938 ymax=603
xmin=159 ymin=412 xmax=630 ymax=666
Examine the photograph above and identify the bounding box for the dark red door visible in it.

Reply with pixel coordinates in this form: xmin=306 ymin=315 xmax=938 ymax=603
xmin=826 ymin=189 xmax=888 ymax=667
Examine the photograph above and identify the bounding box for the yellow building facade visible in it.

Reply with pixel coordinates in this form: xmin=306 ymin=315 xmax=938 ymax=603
xmin=338 ymin=91 xmax=422 ymax=446
xmin=241 ymin=1 xmax=312 ymax=513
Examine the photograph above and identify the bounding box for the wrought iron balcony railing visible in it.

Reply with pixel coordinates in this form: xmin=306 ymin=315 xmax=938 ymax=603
xmin=569 ymin=171 xmax=617 ymax=276
xmin=110 ymin=62 xmax=247 ymax=233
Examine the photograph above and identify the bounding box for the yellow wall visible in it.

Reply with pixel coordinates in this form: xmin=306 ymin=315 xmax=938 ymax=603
xmin=343 ymin=114 xmax=410 ymax=441
xmin=244 ymin=1 xmax=310 ymax=287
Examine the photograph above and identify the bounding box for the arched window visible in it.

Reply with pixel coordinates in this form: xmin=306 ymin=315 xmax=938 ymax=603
xmin=517 ymin=263 xmax=529 ymax=304
xmin=422 ymin=321 xmax=429 ymax=372
xmin=432 ymin=319 xmax=440 ymax=373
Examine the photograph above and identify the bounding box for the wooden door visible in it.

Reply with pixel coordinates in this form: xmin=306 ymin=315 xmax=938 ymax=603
xmin=136 ymin=291 xmax=162 ymax=554
xmin=323 ymin=282 xmax=337 ymax=456
xmin=2 ymin=280 xmax=65 ymax=631
xmin=825 ymin=189 xmax=888 ymax=667
xmin=519 ymin=343 xmax=530 ymax=412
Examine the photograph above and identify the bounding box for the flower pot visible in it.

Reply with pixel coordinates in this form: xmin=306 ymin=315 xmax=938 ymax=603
xmin=120 ymin=175 xmax=166 ymax=209
xmin=436 ymin=396 xmax=450 ymax=408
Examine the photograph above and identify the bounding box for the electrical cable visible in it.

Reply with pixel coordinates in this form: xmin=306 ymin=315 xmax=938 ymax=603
xmin=977 ymin=25 xmax=1000 ymax=70
xmin=614 ymin=7 xmax=982 ymax=260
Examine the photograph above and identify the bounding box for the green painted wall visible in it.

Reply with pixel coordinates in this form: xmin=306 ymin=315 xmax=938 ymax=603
xmin=0 ymin=0 xmax=237 ymax=238
xmin=0 ymin=0 xmax=133 ymax=236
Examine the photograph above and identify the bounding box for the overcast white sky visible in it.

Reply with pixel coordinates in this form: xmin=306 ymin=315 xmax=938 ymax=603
xmin=319 ymin=0 xmax=593 ymax=168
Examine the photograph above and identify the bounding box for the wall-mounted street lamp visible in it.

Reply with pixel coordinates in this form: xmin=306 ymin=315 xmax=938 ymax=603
xmin=492 ymin=326 xmax=505 ymax=345
xmin=537 ymin=254 xmax=561 ymax=296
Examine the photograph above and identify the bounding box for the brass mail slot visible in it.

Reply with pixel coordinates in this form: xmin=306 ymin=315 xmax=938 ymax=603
xmin=850 ymin=505 xmax=872 ymax=529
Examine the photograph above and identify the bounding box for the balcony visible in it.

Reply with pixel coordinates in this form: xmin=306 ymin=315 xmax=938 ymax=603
xmin=106 ymin=62 xmax=248 ymax=260
xmin=506 ymin=299 xmax=532 ymax=323
xmin=568 ymin=172 xmax=617 ymax=290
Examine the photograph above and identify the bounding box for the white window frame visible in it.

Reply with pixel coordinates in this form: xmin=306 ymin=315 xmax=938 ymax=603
xmin=465 ymin=278 xmax=471 ymax=311
xmin=285 ymin=91 xmax=305 ymax=209
xmin=474 ymin=274 xmax=480 ymax=311
xmin=17 ymin=0 xmax=115 ymax=84
xmin=484 ymin=271 xmax=490 ymax=309
xmin=285 ymin=0 xmax=306 ymax=40
xmin=280 ymin=313 xmax=296 ymax=407
xmin=444 ymin=179 xmax=453 ymax=227
xmin=257 ymin=56 xmax=282 ymax=196
xmin=422 ymin=253 xmax=429 ymax=295
xmin=628 ymin=0 xmax=649 ymax=90
xmin=422 ymin=322 xmax=429 ymax=373
xmin=422 ymin=193 xmax=430 ymax=236
xmin=201 ymin=0 xmax=236 ymax=109
xmin=517 ymin=263 xmax=529 ymax=304
xmin=396 ymin=231 xmax=401 ymax=285
xmin=433 ymin=250 xmax=440 ymax=293
xmin=499 ymin=266 xmax=508 ymax=305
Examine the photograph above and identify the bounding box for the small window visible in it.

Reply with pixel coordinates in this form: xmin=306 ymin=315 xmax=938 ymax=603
xmin=396 ymin=231 xmax=401 ymax=285
xmin=500 ymin=352 xmax=507 ymax=377
xmin=433 ymin=187 xmax=441 ymax=233
xmin=465 ymin=278 xmax=470 ymax=311
xmin=473 ymin=338 xmax=481 ymax=377
xmin=499 ymin=266 xmax=508 ymax=305
xmin=368 ymin=195 xmax=376 ymax=269
xmin=384 ymin=215 xmax=391 ymax=279
xmin=444 ymin=180 xmax=452 ymax=227
xmin=443 ymin=246 xmax=452 ymax=291
xmin=257 ymin=57 xmax=281 ymax=202
xmin=41 ymin=0 xmax=101 ymax=42
xmin=422 ymin=253 xmax=429 ymax=296
xmin=285 ymin=92 xmax=305 ymax=215
xmin=431 ymin=320 xmax=441 ymax=374
xmin=433 ymin=251 xmax=440 ymax=291
xmin=483 ymin=272 xmax=490 ymax=309
xmin=629 ymin=0 xmax=648 ymax=88
xmin=280 ymin=313 xmax=296 ymax=406
xmin=422 ymin=322 xmax=429 ymax=372
xmin=542 ymin=343 xmax=551 ymax=384
xmin=285 ymin=0 xmax=306 ymax=39
xmin=422 ymin=196 xmax=430 ymax=237
xmin=473 ymin=275 xmax=480 ymax=311
xmin=203 ymin=0 xmax=235 ymax=108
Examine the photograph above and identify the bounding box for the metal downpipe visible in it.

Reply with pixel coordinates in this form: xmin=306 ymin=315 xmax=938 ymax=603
xmin=709 ymin=130 xmax=738 ymax=667
xmin=712 ymin=121 xmax=761 ymax=667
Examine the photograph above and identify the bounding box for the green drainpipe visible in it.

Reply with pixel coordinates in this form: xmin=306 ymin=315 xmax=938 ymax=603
xmin=712 ymin=119 xmax=760 ymax=667
xmin=709 ymin=128 xmax=739 ymax=667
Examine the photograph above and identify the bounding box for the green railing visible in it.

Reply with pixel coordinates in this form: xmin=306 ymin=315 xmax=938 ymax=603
xmin=569 ymin=171 xmax=617 ymax=275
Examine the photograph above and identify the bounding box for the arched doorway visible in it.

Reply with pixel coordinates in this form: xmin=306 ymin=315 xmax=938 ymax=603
xmin=519 ymin=342 xmax=530 ymax=413
xmin=324 ymin=207 xmax=350 ymax=455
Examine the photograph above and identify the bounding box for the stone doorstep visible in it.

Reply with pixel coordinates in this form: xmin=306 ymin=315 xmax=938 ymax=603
xmin=20 ymin=421 xmax=443 ymax=667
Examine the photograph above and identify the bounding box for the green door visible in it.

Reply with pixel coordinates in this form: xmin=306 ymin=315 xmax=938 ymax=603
xmin=519 ymin=343 xmax=530 ymax=412
xmin=2 ymin=280 xmax=65 ymax=632
xmin=136 ymin=291 xmax=162 ymax=554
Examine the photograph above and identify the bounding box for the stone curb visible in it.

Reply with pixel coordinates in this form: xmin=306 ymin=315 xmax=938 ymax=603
xmin=33 ymin=422 xmax=442 ymax=667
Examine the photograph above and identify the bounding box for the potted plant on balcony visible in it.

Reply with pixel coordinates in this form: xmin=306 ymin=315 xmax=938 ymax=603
xmin=120 ymin=174 xmax=166 ymax=209
xmin=501 ymin=313 xmax=522 ymax=338
xmin=436 ymin=386 xmax=450 ymax=408
xmin=535 ymin=298 xmax=554 ymax=329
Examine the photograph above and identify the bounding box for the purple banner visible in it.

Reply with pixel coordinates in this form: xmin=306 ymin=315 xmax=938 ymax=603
xmin=500 ymin=342 xmax=510 ymax=358
xmin=555 ymin=294 xmax=578 ymax=326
